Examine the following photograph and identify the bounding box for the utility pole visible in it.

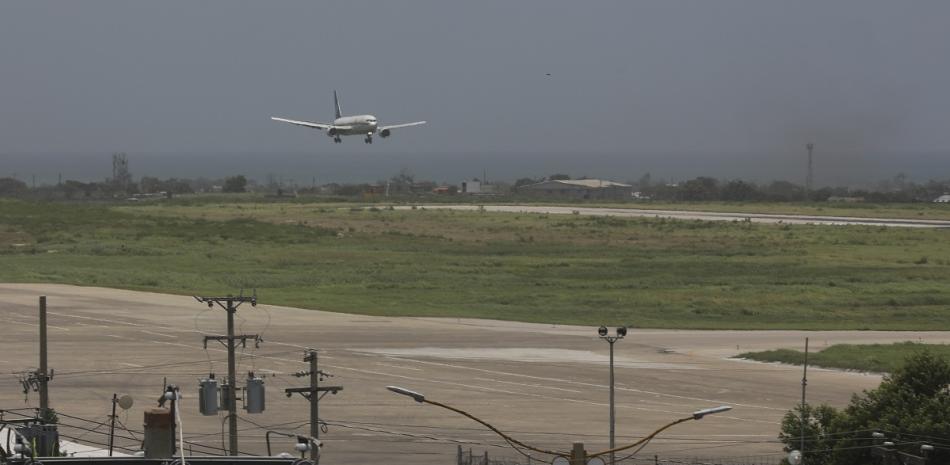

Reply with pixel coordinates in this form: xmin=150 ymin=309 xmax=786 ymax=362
xmin=286 ymin=350 xmax=343 ymax=463
xmin=108 ymin=394 xmax=118 ymax=456
xmin=194 ymin=294 xmax=258 ymax=456
xmin=38 ymin=296 xmax=51 ymax=420
xmin=800 ymin=337 xmax=809 ymax=463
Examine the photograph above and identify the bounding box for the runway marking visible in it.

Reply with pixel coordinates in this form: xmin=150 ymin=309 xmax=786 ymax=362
xmin=0 ymin=317 xmax=71 ymax=331
xmin=119 ymin=363 xmax=143 ymax=368
xmin=140 ymin=330 xmax=177 ymax=339
xmin=474 ymin=377 xmax=583 ymax=393
xmin=384 ymin=356 xmax=787 ymax=412
xmin=47 ymin=311 xmax=146 ymax=327
xmin=375 ymin=362 xmax=423 ymax=371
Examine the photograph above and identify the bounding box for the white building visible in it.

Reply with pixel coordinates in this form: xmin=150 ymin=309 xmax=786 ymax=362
xmin=519 ymin=179 xmax=633 ymax=200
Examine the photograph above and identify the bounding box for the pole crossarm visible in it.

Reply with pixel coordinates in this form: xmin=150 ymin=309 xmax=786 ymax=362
xmin=589 ymin=416 xmax=692 ymax=458
xmin=284 ymin=386 xmax=343 ymax=401
xmin=423 ymin=398 xmax=568 ymax=457
xmin=203 ymin=334 xmax=262 ymax=349
xmin=193 ymin=295 xmax=257 ymax=311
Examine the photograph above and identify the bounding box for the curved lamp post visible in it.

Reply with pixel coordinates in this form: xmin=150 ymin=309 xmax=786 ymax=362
xmin=386 ymin=385 xmax=731 ymax=465
xmin=588 ymin=406 xmax=732 ymax=461
xmin=386 ymin=386 xmax=564 ymax=457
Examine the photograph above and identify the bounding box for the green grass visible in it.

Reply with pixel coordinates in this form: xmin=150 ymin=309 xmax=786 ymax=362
xmin=3 ymin=198 xmax=950 ymax=329
xmin=736 ymin=342 xmax=950 ymax=373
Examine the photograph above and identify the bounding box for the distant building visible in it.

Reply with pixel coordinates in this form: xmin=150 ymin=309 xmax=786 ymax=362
xmin=934 ymin=194 xmax=950 ymax=203
xmin=462 ymin=180 xmax=481 ymax=193
xmin=461 ymin=180 xmax=497 ymax=194
xmin=518 ymin=179 xmax=633 ymax=200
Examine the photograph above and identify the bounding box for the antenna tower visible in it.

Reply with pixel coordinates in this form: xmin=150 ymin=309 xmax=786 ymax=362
xmin=805 ymin=143 xmax=815 ymax=198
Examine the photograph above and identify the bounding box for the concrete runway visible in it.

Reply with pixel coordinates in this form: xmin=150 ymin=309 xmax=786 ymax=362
xmin=395 ymin=205 xmax=950 ymax=228
xmin=3 ymin=284 xmax=950 ymax=464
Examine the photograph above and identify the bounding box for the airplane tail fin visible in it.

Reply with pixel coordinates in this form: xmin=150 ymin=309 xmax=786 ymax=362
xmin=333 ymin=90 xmax=342 ymax=119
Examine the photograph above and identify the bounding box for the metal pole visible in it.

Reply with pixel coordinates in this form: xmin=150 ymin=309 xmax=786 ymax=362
xmin=309 ymin=350 xmax=319 ymax=463
xmin=227 ymin=299 xmax=238 ymax=456
xmin=108 ymin=394 xmax=117 ymax=456
xmin=800 ymin=337 xmax=809 ymax=463
xmin=39 ymin=296 xmax=49 ymax=419
xmin=806 ymin=143 xmax=814 ymax=199
xmin=609 ymin=340 xmax=616 ymax=465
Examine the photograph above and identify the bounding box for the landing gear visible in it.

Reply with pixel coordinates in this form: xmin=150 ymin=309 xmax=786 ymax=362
xmin=333 ymin=136 xmax=342 ymax=143
xmin=364 ymin=136 xmax=373 ymax=144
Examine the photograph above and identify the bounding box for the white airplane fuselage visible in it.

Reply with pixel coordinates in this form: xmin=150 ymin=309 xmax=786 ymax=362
xmin=330 ymin=115 xmax=378 ymax=136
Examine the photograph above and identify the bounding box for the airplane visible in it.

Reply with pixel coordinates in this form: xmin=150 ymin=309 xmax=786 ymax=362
xmin=271 ymin=91 xmax=426 ymax=144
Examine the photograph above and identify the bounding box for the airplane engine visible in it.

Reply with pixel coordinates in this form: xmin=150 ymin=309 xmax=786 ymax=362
xmin=327 ymin=127 xmax=338 ymax=136
xmin=380 ymin=129 xmax=391 ymax=138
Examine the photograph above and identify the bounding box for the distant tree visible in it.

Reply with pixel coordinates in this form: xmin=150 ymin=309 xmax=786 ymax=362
xmin=721 ymin=180 xmax=758 ymax=201
xmin=679 ymin=177 xmax=719 ymax=201
xmin=514 ymin=177 xmax=540 ymax=188
xmin=0 ymin=177 xmax=28 ymax=196
xmin=548 ymin=173 xmax=571 ymax=180
xmin=222 ymin=175 xmax=247 ymax=193
xmin=637 ymin=172 xmax=652 ymax=189
xmin=140 ymin=176 xmax=162 ymax=193
xmin=63 ymin=180 xmax=92 ymax=199
xmin=762 ymin=180 xmax=803 ymax=202
xmin=778 ymin=351 xmax=950 ymax=465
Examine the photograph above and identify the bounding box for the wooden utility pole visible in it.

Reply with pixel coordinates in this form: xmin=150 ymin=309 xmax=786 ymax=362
xmin=800 ymin=337 xmax=809 ymax=463
xmin=38 ymin=296 xmax=50 ymax=419
xmin=285 ymin=350 xmax=343 ymax=464
xmin=195 ymin=294 xmax=258 ymax=455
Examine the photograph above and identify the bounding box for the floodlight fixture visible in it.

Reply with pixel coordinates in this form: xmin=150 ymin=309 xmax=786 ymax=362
xmin=691 ymin=405 xmax=731 ymax=420
xmin=387 ymin=385 xmax=425 ymax=403
xmin=598 ymin=326 xmax=608 ymax=337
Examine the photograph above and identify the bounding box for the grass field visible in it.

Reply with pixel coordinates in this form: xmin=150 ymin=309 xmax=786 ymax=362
xmin=3 ymin=198 xmax=950 ymax=329
xmin=736 ymin=342 xmax=950 ymax=373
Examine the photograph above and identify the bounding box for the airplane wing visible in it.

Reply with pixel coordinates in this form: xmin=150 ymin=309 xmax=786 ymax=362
xmin=379 ymin=121 xmax=427 ymax=131
xmin=271 ymin=117 xmax=333 ymax=130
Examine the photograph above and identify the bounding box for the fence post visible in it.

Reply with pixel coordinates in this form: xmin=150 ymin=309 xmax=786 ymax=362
xmin=484 ymin=450 xmax=489 ymax=465
xmin=654 ymin=454 xmax=658 ymax=465
xmin=457 ymin=445 xmax=462 ymax=465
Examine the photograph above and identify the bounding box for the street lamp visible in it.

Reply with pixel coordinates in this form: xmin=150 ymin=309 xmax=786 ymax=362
xmin=589 ymin=405 xmax=732 ymax=462
xmin=386 ymin=386 xmax=563 ymax=457
xmin=598 ymin=326 xmax=626 ymax=465
xmin=387 ymin=385 xmax=731 ymax=465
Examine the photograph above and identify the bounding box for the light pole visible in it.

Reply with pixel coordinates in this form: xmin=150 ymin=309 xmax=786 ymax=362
xmin=598 ymin=326 xmax=627 ymax=465
xmin=386 ymin=385 xmax=731 ymax=465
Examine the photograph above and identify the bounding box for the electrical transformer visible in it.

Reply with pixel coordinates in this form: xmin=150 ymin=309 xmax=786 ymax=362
xmin=198 ymin=377 xmax=219 ymax=416
xmin=245 ymin=375 xmax=265 ymax=414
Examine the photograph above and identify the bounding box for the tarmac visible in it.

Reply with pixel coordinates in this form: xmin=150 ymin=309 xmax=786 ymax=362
xmin=3 ymin=284 xmax=950 ymax=464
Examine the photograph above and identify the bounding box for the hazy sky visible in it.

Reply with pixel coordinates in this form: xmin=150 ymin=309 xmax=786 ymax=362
xmin=2 ymin=1 xmax=949 ymax=184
